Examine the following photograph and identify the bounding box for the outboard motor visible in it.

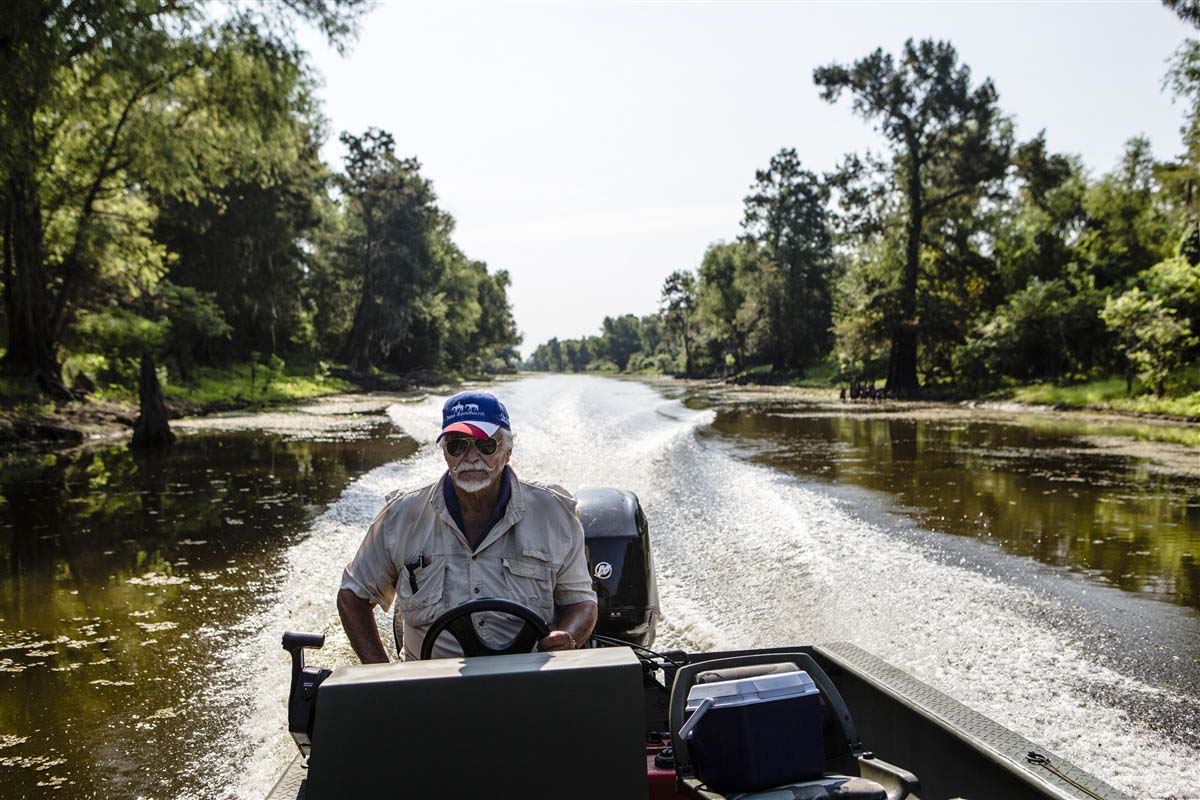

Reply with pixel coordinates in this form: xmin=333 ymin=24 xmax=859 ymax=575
xmin=577 ymin=487 xmax=659 ymax=647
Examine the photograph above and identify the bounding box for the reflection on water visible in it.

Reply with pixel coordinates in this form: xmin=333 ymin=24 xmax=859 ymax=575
xmin=0 ymin=425 xmax=412 ymax=799
xmin=708 ymin=410 xmax=1200 ymax=609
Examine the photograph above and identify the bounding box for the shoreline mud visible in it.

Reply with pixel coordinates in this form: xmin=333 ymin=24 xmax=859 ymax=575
xmin=638 ymin=374 xmax=1200 ymax=431
xmin=0 ymin=390 xmax=437 ymax=455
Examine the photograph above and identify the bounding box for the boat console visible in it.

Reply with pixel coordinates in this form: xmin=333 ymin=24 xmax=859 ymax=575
xmin=278 ymin=630 xmax=916 ymax=800
xmin=300 ymin=646 xmax=646 ymax=798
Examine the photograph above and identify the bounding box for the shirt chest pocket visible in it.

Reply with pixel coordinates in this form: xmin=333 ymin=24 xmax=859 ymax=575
xmin=396 ymin=557 xmax=447 ymax=628
xmin=500 ymin=553 xmax=555 ymax=612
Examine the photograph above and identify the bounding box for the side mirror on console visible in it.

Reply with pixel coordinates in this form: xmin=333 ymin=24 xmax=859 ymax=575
xmin=282 ymin=631 xmax=332 ymax=757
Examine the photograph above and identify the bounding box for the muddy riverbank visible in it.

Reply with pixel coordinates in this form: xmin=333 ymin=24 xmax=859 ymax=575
xmin=0 ymin=390 xmax=438 ymax=454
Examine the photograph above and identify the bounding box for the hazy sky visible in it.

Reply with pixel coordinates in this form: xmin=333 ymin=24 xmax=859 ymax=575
xmin=298 ymin=1 xmax=1195 ymax=356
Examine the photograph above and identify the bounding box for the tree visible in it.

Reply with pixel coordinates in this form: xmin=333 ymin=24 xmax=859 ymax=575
xmin=0 ymin=0 xmax=365 ymax=394
xmin=152 ymin=54 xmax=330 ymax=359
xmin=956 ymin=279 xmax=1104 ymax=387
xmin=637 ymin=314 xmax=664 ymax=360
xmin=1136 ymin=254 xmax=1200 ymax=367
xmin=338 ymin=129 xmax=404 ymax=371
xmin=1100 ymin=288 xmax=1195 ymax=396
xmin=1163 ymin=0 xmax=1200 ymax=27
xmin=337 ymin=129 xmax=476 ymax=375
xmin=695 ymin=240 xmax=774 ymax=371
xmin=547 ymin=338 xmax=564 ymax=371
xmin=560 ymin=340 xmax=583 ymax=372
xmin=1160 ymin=10 xmax=1200 ymax=265
xmin=995 ymin=133 xmax=1089 ymax=294
xmin=600 ymin=314 xmax=641 ymax=372
xmin=831 ymin=239 xmax=898 ymax=383
xmin=815 ymin=39 xmax=1012 ymax=396
xmin=1077 ymin=137 xmax=1174 ymax=290
xmin=741 ymin=149 xmax=834 ymax=369
xmin=467 ymin=267 xmax=522 ymax=372
xmin=146 ymin=282 xmax=232 ymax=382
xmin=660 ymin=270 xmax=697 ymax=377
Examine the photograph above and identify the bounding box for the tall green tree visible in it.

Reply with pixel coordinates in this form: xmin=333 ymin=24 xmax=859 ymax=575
xmin=695 ymin=240 xmax=774 ymax=371
xmin=599 ymin=314 xmax=641 ymax=371
xmin=152 ymin=53 xmax=330 ymax=358
xmin=468 ymin=267 xmax=522 ymax=372
xmin=1078 ymin=137 xmax=1174 ymax=289
xmin=337 ymin=129 xmax=460 ymax=373
xmin=338 ymin=129 xmax=402 ymax=371
xmin=0 ymin=0 xmax=364 ymax=394
xmin=815 ymin=39 xmax=1012 ymax=396
xmin=993 ymin=134 xmax=1088 ymax=291
xmin=534 ymin=337 xmax=564 ymax=371
xmin=741 ymin=148 xmax=833 ymax=369
xmin=637 ymin=314 xmax=664 ymax=360
xmin=1163 ymin=0 xmax=1200 ymax=27
xmin=660 ymin=270 xmax=697 ymax=377
xmin=1101 ymin=287 xmax=1195 ymax=396
xmin=1160 ymin=5 xmax=1200 ymax=261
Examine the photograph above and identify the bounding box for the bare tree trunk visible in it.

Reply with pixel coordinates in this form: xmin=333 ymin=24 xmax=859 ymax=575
xmin=3 ymin=193 xmax=13 ymax=334
xmin=341 ymin=275 xmax=373 ymax=372
xmin=1 ymin=167 xmax=68 ymax=396
xmin=341 ymin=205 xmax=375 ymax=372
xmin=681 ymin=315 xmax=692 ymax=378
xmin=886 ymin=135 xmax=923 ymax=399
xmin=131 ymin=354 xmax=175 ymax=449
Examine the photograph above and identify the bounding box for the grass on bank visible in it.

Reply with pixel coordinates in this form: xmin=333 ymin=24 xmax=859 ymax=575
xmin=721 ymin=361 xmax=1200 ymax=419
xmin=1003 ymin=378 xmax=1200 ymax=418
xmin=90 ymin=361 xmax=357 ymax=410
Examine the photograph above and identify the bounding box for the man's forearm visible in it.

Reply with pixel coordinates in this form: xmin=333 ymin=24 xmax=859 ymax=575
xmin=337 ymin=588 xmax=390 ymax=664
xmin=555 ymin=600 xmax=598 ymax=646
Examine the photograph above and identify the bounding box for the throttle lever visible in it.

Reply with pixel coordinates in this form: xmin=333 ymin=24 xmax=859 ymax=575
xmin=282 ymin=631 xmax=332 ymax=757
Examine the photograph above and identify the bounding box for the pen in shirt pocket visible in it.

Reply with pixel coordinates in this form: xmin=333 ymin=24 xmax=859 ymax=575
xmin=404 ymin=553 xmax=427 ymax=593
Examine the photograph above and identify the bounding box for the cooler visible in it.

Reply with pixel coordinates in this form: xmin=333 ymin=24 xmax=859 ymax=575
xmin=680 ymin=669 xmax=824 ymax=794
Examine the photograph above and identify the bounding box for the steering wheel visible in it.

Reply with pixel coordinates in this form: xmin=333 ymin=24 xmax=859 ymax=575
xmin=419 ymin=598 xmax=551 ymax=660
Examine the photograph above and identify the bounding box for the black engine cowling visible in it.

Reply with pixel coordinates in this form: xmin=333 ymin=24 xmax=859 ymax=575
xmin=577 ymin=487 xmax=659 ymax=647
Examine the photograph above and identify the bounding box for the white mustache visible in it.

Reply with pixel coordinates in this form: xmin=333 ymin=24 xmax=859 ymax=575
xmin=452 ymin=474 xmax=493 ymax=492
xmin=453 ymin=460 xmax=489 ymax=474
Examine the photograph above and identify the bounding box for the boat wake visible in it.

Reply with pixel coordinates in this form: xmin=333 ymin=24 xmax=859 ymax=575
xmin=206 ymin=375 xmax=1196 ymax=800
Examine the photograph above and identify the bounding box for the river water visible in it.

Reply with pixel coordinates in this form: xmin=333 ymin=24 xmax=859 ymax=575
xmin=1 ymin=375 xmax=1198 ymax=799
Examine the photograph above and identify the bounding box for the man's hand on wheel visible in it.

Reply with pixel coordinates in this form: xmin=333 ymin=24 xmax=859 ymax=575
xmin=537 ymin=630 xmax=577 ymax=651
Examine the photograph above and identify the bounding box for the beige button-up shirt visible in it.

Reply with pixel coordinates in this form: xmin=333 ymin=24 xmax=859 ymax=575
xmin=340 ymin=469 xmax=597 ymax=660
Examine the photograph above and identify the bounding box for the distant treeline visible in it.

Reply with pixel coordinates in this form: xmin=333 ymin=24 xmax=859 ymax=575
xmin=530 ymin=5 xmax=1200 ymax=398
xmin=0 ymin=1 xmax=520 ymax=400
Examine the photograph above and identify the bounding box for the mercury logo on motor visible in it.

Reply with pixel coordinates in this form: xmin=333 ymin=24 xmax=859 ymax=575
xmin=593 ymin=562 xmax=613 ymax=580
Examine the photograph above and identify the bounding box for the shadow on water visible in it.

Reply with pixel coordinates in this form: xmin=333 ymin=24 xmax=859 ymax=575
xmin=0 ymin=424 xmax=413 ymax=798
xmin=707 ymin=410 xmax=1200 ymax=610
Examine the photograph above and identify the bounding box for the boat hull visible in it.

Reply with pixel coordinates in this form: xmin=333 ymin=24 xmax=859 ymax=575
xmin=267 ymin=642 xmax=1131 ymax=800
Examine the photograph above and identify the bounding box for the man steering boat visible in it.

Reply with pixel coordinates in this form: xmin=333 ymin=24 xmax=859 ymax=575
xmin=336 ymin=391 xmax=598 ymax=662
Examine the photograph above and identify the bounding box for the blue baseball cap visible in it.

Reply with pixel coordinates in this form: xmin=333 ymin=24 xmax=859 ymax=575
xmin=437 ymin=391 xmax=511 ymax=441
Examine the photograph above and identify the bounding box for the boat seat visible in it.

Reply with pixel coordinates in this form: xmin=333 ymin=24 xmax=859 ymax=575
xmin=683 ymin=774 xmax=887 ymax=800
xmin=695 ymin=662 xmax=800 ymax=684
xmin=670 ymin=653 xmax=919 ymax=800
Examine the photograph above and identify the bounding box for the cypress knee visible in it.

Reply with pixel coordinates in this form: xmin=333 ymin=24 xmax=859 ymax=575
xmin=131 ymin=354 xmax=175 ymax=449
